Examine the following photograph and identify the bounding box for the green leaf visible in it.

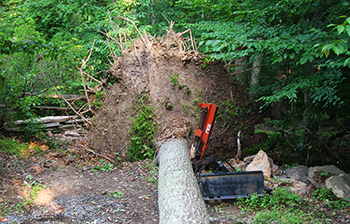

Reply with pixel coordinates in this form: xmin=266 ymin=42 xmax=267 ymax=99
xmin=337 ymin=25 xmax=345 ymax=34
xmin=346 ymin=26 xmax=350 ymax=36
xmin=299 ymin=57 xmax=307 ymax=64
xmin=212 ymin=40 xmax=221 ymax=46
xmin=346 ymin=17 xmax=350 ymax=25
xmin=332 ymin=45 xmax=340 ymax=55
xmin=205 ymin=40 xmax=213 ymax=46
xmin=288 ymin=52 xmax=295 ymax=59
xmin=324 ymin=48 xmax=330 ymax=58
xmin=344 ymin=57 xmax=350 ymax=67
xmin=337 ymin=43 xmax=346 ymax=54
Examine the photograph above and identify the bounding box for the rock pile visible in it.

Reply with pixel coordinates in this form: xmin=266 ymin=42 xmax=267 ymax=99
xmin=229 ymin=150 xmax=350 ymax=200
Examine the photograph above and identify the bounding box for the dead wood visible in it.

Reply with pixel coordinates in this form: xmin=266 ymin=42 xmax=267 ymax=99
xmin=235 ymin=130 xmax=242 ymax=160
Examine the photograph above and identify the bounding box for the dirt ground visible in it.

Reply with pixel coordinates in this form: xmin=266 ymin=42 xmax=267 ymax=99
xmin=0 ymin=133 xmax=258 ymax=224
xmin=1 ymin=133 xmax=349 ymax=224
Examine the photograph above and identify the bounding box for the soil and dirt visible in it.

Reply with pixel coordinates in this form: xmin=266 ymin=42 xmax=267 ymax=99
xmin=0 ymin=133 xmax=259 ymax=224
xmin=1 ymin=133 xmax=349 ymax=223
xmin=88 ymin=31 xmax=264 ymax=161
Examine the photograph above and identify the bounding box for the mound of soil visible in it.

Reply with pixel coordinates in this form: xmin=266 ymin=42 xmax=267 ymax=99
xmin=88 ymin=31 xmax=265 ymax=161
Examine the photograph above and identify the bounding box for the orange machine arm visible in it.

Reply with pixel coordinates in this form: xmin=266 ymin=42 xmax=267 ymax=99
xmin=194 ymin=103 xmax=218 ymax=159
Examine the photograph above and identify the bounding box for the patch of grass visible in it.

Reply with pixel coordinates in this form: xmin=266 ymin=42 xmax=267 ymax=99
xmin=144 ymin=163 xmax=158 ymax=183
xmin=0 ymin=137 xmax=29 ymax=157
xmin=92 ymin=163 xmax=115 ymax=172
xmin=109 ymin=191 xmax=124 ymax=198
xmin=24 ymin=174 xmax=45 ymax=201
xmin=236 ymin=187 xmax=335 ymax=223
xmin=170 ymin=74 xmax=179 ymax=86
xmin=170 ymin=74 xmax=191 ymax=95
xmin=312 ymin=188 xmax=350 ymax=209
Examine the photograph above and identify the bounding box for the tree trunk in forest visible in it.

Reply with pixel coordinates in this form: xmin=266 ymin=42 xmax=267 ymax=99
xmin=235 ymin=57 xmax=248 ymax=86
xmin=151 ymin=0 xmax=156 ymax=25
xmin=157 ymin=138 xmax=209 ymax=224
xmin=250 ymin=54 xmax=262 ymax=101
xmin=271 ymin=69 xmax=286 ymax=119
xmin=271 ymin=98 xmax=283 ymax=120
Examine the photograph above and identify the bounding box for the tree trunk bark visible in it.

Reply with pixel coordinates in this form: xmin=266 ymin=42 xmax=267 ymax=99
xmin=235 ymin=57 xmax=248 ymax=86
xmin=157 ymin=138 xmax=209 ymax=224
xmin=250 ymin=54 xmax=262 ymax=101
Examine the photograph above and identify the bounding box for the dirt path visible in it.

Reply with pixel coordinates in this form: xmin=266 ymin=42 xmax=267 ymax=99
xmin=1 ymin=152 xmax=255 ymax=224
xmin=0 ymin=134 xmax=258 ymax=224
xmin=2 ymin=157 xmax=159 ymax=224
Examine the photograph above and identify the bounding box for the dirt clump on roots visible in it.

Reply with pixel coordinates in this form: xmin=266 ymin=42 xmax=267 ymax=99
xmin=88 ymin=31 xmax=264 ymax=161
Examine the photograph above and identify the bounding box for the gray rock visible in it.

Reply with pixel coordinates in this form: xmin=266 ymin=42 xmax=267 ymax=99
xmin=268 ymin=157 xmax=279 ymax=177
xmin=308 ymin=165 xmax=346 ymax=189
xmin=325 ymin=174 xmax=350 ymax=200
xmin=289 ymin=180 xmax=309 ymax=196
xmin=285 ymin=165 xmax=309 ymax=184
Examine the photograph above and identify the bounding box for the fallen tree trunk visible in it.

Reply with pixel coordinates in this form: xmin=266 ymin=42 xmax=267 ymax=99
xmin=157 ymin=138 xmax=208 ymax=224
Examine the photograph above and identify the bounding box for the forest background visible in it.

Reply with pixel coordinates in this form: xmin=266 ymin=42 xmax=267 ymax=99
xmin=0 ymin=0 xmax=350 ymax=172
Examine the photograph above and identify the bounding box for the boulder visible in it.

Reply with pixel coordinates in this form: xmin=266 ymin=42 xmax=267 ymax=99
xmin=285 ymin=165 xmax=309 ymax=184
xmin=268 ymin=157 xmax=279 ymax=176
xmin=288 ymin=180 xmax=309 ymax=196
xmin=308 ymin=165 xmax=346 ymax=189
xmin=325 ymin=174 xmax=350 ymax=200
xmin=265 ymin=177 xmax=308 ymax=196
xmin=246 ymin=150 xmax=271 ymax=181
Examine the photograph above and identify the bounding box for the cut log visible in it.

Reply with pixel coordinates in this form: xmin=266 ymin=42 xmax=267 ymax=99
xmin=32 ymin=106 xmax=81 ymax=111
xmin=13 ymin=116 xmax=73 ymax=125
xmin=157 ymin=138 xmax=208 ymax=224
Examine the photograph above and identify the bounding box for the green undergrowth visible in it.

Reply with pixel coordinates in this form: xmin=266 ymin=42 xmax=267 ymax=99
xmin=128 ymin=95 xmax=156 ymax=161
xmin=0 ymin=137 xmax=29 ymax=157
xmin=92 ymin=162 xmax=115 ymax=172
xmin=236 ymin=187 xmax=350 ymax=223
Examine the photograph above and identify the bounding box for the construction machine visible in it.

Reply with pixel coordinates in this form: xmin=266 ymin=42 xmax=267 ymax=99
xmin=192 ymin=103 xmax=266 ymax=201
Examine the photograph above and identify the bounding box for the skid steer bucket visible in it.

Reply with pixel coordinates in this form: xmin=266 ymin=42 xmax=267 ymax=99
xmin=199 ymin=170 xmax=265 ymax=201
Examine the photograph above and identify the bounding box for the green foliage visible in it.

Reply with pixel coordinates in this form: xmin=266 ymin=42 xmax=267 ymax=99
xmin=0 ymin=137 xmax=29 ymax=157
xmin=179 ymin=1 xmax=350 ymax=169
xmin=92 ymin=162 xmax=115 ymax=172
xmin=170 ymin=73 xmax=191 ymax=94
xmin=170 ymin=74 xmax=179 ymax=86
xmin=237 ymin=187 xmax=327 ymax=223
xmin=109 ymin=191 xmax=124 ymax=198
xmin=24 ymin=174 xmax=45 ymax=201
xmin=218 ymin=99 xmax=248 ymax=131
xmin=0 ymin=0 xmax=117 ymax=133
xmin=237 ymin=187 xmax=303 ymax=210
xmin=312 ymin=188 xmax=350 ymax=209
xmin=92 ymin=89 xmax=106 ymax=109
xmin=128 ymin=95 xmax=156 ymax=161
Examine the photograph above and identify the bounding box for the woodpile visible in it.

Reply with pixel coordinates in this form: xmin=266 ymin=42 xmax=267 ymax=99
xmin=7 ymin=116 xmax=91 ymax=133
